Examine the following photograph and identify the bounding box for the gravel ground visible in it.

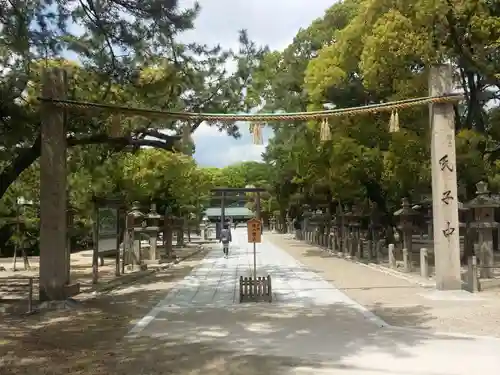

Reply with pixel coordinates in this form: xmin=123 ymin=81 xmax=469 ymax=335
xmin=267 ymin=233 xmax=500 ymax=337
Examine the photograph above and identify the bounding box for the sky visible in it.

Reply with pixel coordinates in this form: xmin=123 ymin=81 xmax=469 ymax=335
xmin=180 ymin=0 xmax=335 ymax=167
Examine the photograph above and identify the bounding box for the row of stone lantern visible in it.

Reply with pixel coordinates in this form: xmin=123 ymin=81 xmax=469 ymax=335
xmin=298 ymin=202 xmax=387 ymax=262
xmin=297 ymin=180 xmax=500 ymax=282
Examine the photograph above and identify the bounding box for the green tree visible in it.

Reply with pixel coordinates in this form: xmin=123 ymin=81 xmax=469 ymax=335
xmin=0 ymin=0 xmax=266 ymax=199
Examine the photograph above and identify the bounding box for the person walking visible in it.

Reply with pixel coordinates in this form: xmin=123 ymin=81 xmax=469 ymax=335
xmin=219 ymin=223 xmax=232 ymax=258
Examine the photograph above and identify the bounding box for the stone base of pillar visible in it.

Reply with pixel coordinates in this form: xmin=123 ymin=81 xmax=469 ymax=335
xmin=127 ymin=264 xmax=147 ymax=272
xmin=142 ymin=259 xmax=166 ymax=265
xmin=39 ymin=282 xmax=80 ymax=302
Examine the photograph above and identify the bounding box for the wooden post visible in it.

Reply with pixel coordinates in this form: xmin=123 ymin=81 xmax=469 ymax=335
xmin=39 ymin=68 xmax=69 ymax=301
xmin=430 ymin=64 xmax=461 ymax=290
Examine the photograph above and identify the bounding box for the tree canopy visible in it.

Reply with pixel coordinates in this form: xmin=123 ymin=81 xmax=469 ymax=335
xmin=4 ymin=0 xmax=500 ymax=251
xmin=248 ymin=0 xmax=500 ymax=222
xmin=0 ymin=0 xmax=268 ymax=253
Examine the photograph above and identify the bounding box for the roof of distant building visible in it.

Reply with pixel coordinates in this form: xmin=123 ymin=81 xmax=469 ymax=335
xmin=205 ymin=207 xmax=254 ymax=218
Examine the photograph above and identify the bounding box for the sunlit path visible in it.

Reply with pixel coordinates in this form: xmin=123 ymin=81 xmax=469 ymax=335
xmin=127 ymin=229 xmax=500 ymax=374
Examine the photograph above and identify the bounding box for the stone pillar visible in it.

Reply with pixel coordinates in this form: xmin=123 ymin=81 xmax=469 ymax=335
xmin=430 ymin=64 xmax=461 ymax=290
xmin=420 ymin=248 xmax=429 ymax=278
xmin=200 ymin=220 xmax=207 ymax=240
xmin=467 ymin=256 xmax=479 ymax=292
xmin=39 ymin=68 xmax=69 ymax=301
xmin=388 ymin=243 xmax=396 ymax=269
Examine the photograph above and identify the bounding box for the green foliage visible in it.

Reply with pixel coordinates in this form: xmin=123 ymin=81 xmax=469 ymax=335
xmin=0 ymin=1 xmax=270 ymax=253
xmin=254 ymin=0 xmax=500 ymax=218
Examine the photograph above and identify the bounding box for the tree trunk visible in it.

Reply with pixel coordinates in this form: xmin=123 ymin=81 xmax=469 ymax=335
xmin=0 ymin=130 xmax=179 ymax=202
xmin=0 ymin=134 xmax=41 ymax=200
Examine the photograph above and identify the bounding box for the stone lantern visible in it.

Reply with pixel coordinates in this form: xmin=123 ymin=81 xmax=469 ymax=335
xmin=269 ymin=216 xmax=276 ymax=232
xmin=201 ymin=216 xmax=209 ymax=240
xmin=417 ymin=194 xmax=433 ymax=239
xmin=126 ymin=201 xmax=145 ymax=270
xmin=394 ymin=198 xmax=419 ymax=271
xmin=145 ymin=203 xmax=161 ymax=261
xmin=464 ymin=181 xmax=500 ymax=278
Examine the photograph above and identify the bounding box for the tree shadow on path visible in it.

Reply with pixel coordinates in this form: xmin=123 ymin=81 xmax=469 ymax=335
xmin=0 ymin=261 xmax=482 ymax=375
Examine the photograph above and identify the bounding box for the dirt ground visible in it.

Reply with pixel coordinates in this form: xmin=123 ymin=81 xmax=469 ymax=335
xmin=0 ymin=245 xmax=224 ymax=375
xmin=0 ymin=242 xmax=207 ymax=304
xmin=267 ymin=233 xmax=500 ymax=337
xmin=1 ymin=242 xmax=326 ymax=375
xmin=5 ymin=234 xmax=500 ymax=374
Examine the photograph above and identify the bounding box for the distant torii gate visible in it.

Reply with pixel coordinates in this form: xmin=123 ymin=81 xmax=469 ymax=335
xmin=211 ymin=187 xmax=265 ymax=237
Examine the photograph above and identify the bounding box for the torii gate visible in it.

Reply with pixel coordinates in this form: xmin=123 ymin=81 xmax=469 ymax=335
xmin=211 ymin=187 xmax=266 ymax=237
xmin=37 ymin=64 xmax=462 ymax=301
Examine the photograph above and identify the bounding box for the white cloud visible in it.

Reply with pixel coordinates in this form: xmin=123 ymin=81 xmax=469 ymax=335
xmin=182 ymin=0 xmax=334 ymax=167
xmin=226 ymin=144 xmax=266 ymax=164
xmin=193 ymin=123 xmax=272 ymax=167
xmin=192 ymin=123 xmax=227 ymax=138
xmin=179 ymin=0 xmax=335 ymax=51
xmin=62 ymin=0 xmax=334 ymax=167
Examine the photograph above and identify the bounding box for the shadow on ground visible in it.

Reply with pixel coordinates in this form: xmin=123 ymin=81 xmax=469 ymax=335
xmin=0 ymin=241 xmax=474 ymax=375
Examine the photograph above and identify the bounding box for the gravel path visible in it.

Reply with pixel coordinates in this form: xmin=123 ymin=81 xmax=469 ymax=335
xmin=267 ymin=233 xmax=500 ymax=337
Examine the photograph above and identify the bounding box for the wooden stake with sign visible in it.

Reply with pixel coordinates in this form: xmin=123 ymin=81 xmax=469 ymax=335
xmin=247 ymin=218 xmax=262 ymax=278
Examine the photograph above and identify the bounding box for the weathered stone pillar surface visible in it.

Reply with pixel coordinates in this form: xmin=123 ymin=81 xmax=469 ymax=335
xmin=430 ymin=64 xmax=462 ymax=290
xmin=39 ymin=68 xmax=69 ymax=301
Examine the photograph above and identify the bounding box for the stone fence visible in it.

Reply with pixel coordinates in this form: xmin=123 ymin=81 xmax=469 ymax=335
xmin=269 ymin=182 xmax=500 ymax=292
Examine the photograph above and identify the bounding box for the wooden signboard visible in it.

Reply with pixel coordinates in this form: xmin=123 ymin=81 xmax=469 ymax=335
xmin=247 ymin=218 xmax=262 ymax=243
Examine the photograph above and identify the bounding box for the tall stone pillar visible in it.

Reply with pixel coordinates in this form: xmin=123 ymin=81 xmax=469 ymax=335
xmin=430 ymin=64 xmax=461 ymax=290
xmin=39 ymin=68 xmax=69 ymax=301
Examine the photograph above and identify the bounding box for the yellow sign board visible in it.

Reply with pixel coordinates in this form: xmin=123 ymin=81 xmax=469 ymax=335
xmin=247 ymin=218 xmax=262 ymax=243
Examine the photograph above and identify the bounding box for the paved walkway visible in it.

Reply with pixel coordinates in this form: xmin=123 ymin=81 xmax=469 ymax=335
xmin=127 ymin=229 xmax=500 ymax=374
